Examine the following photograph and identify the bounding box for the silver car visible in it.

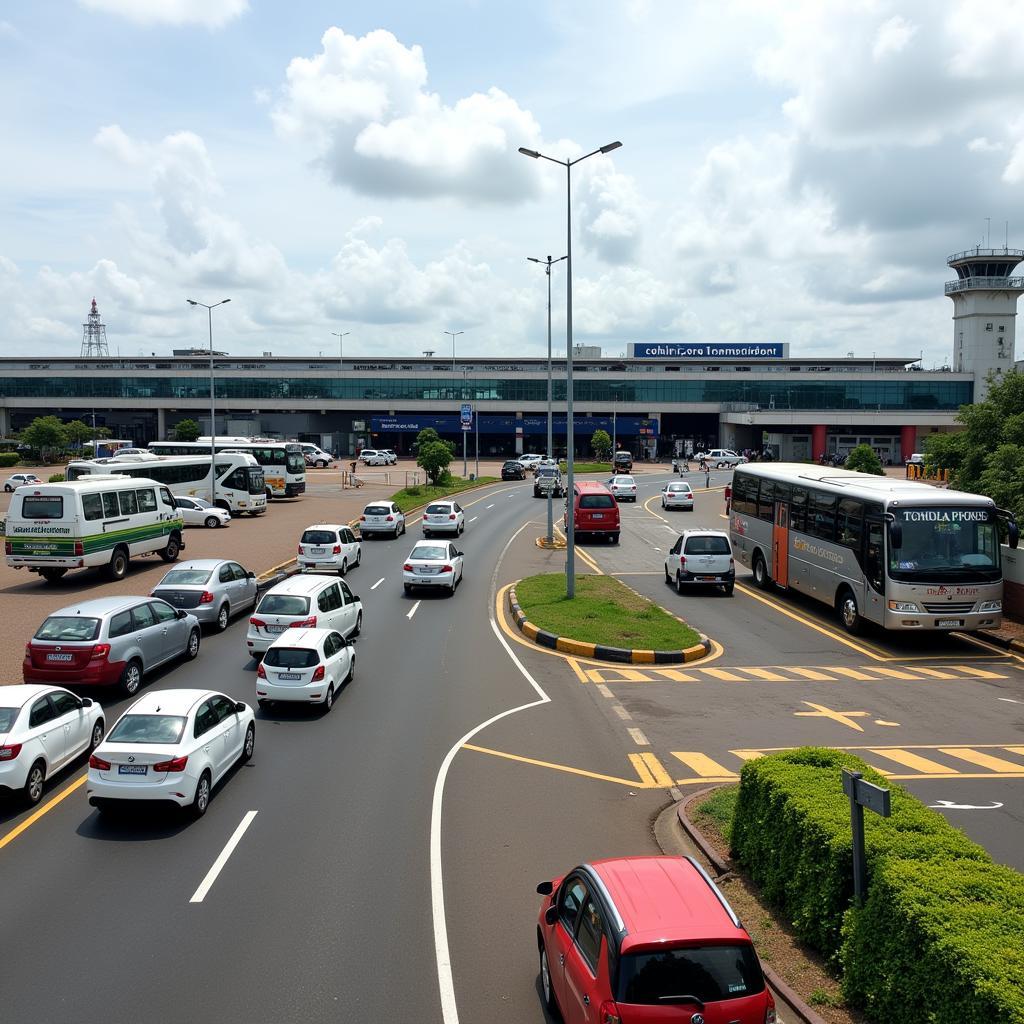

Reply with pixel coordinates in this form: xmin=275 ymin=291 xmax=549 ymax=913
xmin=151 ymin=559 xmax=258 ymax=633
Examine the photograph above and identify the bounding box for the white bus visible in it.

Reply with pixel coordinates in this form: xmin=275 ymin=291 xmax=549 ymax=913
xmin=149 ymin=438 xmax=306 ymax=498
xmin=729 ymin=464 xmax=1018 ymax=635
xmin=66 ymin=453 xmax=267 ymax=516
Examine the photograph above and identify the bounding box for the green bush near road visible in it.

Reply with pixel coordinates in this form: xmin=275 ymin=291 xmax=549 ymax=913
xmin=48 ymin=473 xmax=65 ymax=483
xmin=0 ymin=452 xmax=20 ymax=467
xmin=514 ymin=572 xmax=701 ymax=650
xmin=558 ymin=461 xmax=611 ymax=474
xmin=388 ymin=476 xmax=498 ymax=514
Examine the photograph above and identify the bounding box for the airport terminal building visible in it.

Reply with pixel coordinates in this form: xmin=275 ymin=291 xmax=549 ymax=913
xmin=1 ymin=246 xmax=1020 ymax=462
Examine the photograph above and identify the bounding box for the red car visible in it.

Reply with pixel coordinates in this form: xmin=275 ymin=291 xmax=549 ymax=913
xmin=536 ymin=856 xmax=776 ymax=1024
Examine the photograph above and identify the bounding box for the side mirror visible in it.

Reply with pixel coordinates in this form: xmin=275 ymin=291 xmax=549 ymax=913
xmin=888 ymin=519 xmax=903 ymax=550
xmin=350 ymin=595 xmax=360 ymax=604
xmin=544 ymin=905 xmax=559 ymax=926
xmin=536 ymin=880 xmax=553 ymax=896
xmin=247 ymin=571 xmax=256 ymax=579
xmin=176 ymin=609 xmax=188 ymax=619
xmin=80 ymin=697 xmax=93 ymax=708
xmin=234 ymin=701 xmax=246 ymax=713
xmin=1010 ymin=521 xmax=1020 ymax=550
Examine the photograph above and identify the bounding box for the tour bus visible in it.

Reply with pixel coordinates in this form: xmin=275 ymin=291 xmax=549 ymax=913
xmin=729 ymin=464 xmax=1018 ymax=634
xmin=149 ymin=438 xmax=306 ymax=497
xmin=66 ymin=452 xmax=267 ymax=516
xmin=4 ymin=475 xmax=184 ymax=583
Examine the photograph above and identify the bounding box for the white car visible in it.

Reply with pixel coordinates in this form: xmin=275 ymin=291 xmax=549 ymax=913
xmin=379 ymin=449 xmax=398 ymax=465
xmin=422 ymin=500 xmax=465 ymax=536
xmin=403 ymin=540 xmax=464 ymax=595
xmin=256 ymin=627 xmax=355 ymax=711
xmin=246 ymin=574 xmax=362 ymax=657
xmin=298 ymin=523 xmax=361 ymax=575
xmin=664 ymin=529 xmax=735 ymax=595
xmin=518 ymin=454 xmax=543 ymax=472
xmin=173 ymin=495 xmax=231 ymax=528
xmin=0 ymin=685 xmax=105 ymax=806
xmin=87 ymin=689 xmax=255 ymax=818
xmin=696 ymin=448 xmax=747 ymax=468
xmin=3 ymin=473 xmax=42 ymax=492
xmin=298 ymin=443 xmax=333 ymax=468
xmin=358 ymin=449 xmax=391 ymax=466
xmin=359 ymin=501 xmax=406 ymax=538
xmin=607 ymin=475 xmax=638 ymax=502
xmin=661 ymin=481 xmax=694 ymax=510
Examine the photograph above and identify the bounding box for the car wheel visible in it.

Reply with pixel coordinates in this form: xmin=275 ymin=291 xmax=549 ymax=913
xmin=191 ymin=771 xmax=212 ymax=818
xmin=661 ymin=500 xmax=666 ymax=509
xmin=24 ymin=760 xmax=46 ymax=807
xmin=204 ymin=515 xmax=220 ymax=529
xmin=355 ymin=548 xmax=361 ymax=567
xmin=257 ymin=699 xmax=269 ymax=710
xmin=160 ymin=534 xmax=181 ymax=562
xmin=185 ymin=628 xmax=201 ymax=660
xmin=215 ymin=603 xmax=230 ymax=632
xmin=459 ymin=521 xmax=464 ymax=534
xmin=393 ymin=525 xmax=400 ymax=538
xmin=676 ymin=571 xmax=686 ymax=595
xmin=723 ymin=583 xmax=735 ymax=596
xmin=353 ymin=611 xmax=362 ymax=637
xmin=324 ymin=684 xmax=334 ymax=712
xmin=400 ymin=521 xmax=406 ymax=535
xmin=40 ymin=567 xmax=67 ymax=583
xmin=120 ymin=659 xmax=143 ymax=696
xmin=106 ymin=546 xmax=129 ymax=581
xmin=611 ymin=533 xmax=620 ymax=544
xmin=240 ymin=723 xmax=255 ymax=763
xmin=540 ymin=946 xmax=558 ymax=1013
xmin=753 ymin=552 xmax=771 ymax=590
xmin=340 ymin=558 xmax=348 ymax=577
xmin=838 ymin=588 xmax=863 ymax=635
xmin=665 ymin=565 xmax=672 ymax=584
xmin=88 ymin=719 xmax=105 ymax=753
xmin=423 ymin=529 xmax=430 ymax=538
xmin=3 ymin=484 xmax=11 ymax=492
xmin=404 ymin=583 xmax=412 ymax=594
xmin=345 ymin=650 xmax=356 ymax=683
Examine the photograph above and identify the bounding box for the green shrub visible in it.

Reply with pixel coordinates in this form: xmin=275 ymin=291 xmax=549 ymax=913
xmin=730 ymin=748 xmax=989 ymax=956
xmin=48 ymin=473 xmax=65 ymax=483
xmin=0 ymin=452 xmax=20 ymax=467
xmin=841 ymin=858 xmax=1024 ymax=1023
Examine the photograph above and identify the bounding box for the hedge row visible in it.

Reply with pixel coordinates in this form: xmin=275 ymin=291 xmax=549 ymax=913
xmin=729 ymin=747 xmax=1024 ymax=1022
xmin=0 ymin=452 xmax=21 ymax=467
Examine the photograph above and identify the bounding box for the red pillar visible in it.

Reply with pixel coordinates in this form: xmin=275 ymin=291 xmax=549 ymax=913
xmin=811 ymin=424 xmax=828 ymax=462
xmin=900 ymin=425 xmax=916 ymax=463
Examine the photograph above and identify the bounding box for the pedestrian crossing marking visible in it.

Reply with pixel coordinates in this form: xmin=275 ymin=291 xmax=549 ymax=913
xmin=743 ymin=668 xmax=792 ymax=682
xmin=949 ymin=665 xmax=1005 ymax=679
xmin=873 ymin=667 xmax=923 ymax=680
xmin=788 ymin=667 xmax=837 ymax=681
xmin=671 ymin=752 xmax=735 ymax=779
xmin=868 ymin=749 xmax=957 ymax=775
xmin=701 ymin=668 xmax=747 ymax=682
xmin=937 ymin=748 xmax=1024 ymax=773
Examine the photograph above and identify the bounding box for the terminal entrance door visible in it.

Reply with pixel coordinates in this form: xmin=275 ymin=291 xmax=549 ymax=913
xmin=772 ymin=502 xmax=790 ymax=588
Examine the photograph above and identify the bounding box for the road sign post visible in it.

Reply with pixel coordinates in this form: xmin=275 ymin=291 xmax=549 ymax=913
xmin=841 ymin=768 xmax=891 ymax=905
xmin=460 ymin=403 xmax=473 ymax=477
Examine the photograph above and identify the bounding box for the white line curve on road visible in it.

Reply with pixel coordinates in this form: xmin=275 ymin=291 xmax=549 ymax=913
xmin=189 ymin=810 xmax=258 ymax=904
xmin=371 ymin=577 xmax=385 ymax=590
xmin=407 ymin=601 xmax=421 ymax=620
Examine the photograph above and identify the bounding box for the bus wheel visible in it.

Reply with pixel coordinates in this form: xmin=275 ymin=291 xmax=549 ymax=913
xmin=752 ymin=552 xmax=771 ymax=590
xmin=215 ymin=499 xmax=231 ymax=513
xmin=838 ymin=589 xmax=863 ymax=635
xmin=106 ymin=547 xmax=129 ymax=581
xmin=160 ymin=534 xmax=181 ymax=562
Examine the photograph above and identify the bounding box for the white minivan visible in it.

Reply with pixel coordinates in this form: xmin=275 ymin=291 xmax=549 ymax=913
xmin=4 ymin=476 xmax=185 ymax=584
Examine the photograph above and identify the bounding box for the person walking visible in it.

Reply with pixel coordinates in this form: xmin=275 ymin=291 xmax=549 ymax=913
xmin=704 ymin=464 xmax=711 ymax=488
xmin=724 ymin=482 xmax=732 ymax=515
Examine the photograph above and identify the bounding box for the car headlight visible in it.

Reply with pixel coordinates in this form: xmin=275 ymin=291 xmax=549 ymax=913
xmin=978 ymin=600 xmax=1002 ymax=612
xmin=888 ymin=600 xmax=922 ymax=613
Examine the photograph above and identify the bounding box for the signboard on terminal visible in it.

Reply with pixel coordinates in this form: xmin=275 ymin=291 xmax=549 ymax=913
xmin=628 ymin=342 xmax=787 ymax=359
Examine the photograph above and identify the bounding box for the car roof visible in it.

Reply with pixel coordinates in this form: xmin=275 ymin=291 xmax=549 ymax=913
xmin=681 ymin=528 xmax=729 ymax=537
xmin=0 ymin=683 xmax=61 ymax=709
xmin=267 ymin=627 xmax=337 ymax=647
xmin=125 ymin=689 xmax=216 ymax=716
xmin=165 ymin=559 xmax=233 ymax=571
xmin=46 ymin=595 xmax=156 ymax=617
xmin=302 ymin=523 xmax=347 ymax=531
xmin=574 ymin=480 xmax=613 ymax=492
xmin=263 ymin=574 xmax=337 ymax=595
xmin=591 ymin=857 xmax=747 ymax=949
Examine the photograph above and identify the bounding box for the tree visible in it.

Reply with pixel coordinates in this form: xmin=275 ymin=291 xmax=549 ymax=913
xmin=174 ymin=418 xmax=201 ymax=442
xmin=417 ymin=439 xmax=455 ymax=485
xmin=19 ymin=416 xmax=68 ymax=462
xmin=591 ymin=429 xmax=612 ymax=462
xmin=63 ymin=419 xmax=93 ymax=451
xmin=843 ymin=444 xmax=884 ymax=475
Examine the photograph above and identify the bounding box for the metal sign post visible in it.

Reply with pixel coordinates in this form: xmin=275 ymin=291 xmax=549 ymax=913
xmin=841 ymin=769 xmax=891 ymax=905
xmin=460 ymin=403 xmax=472 ymax=477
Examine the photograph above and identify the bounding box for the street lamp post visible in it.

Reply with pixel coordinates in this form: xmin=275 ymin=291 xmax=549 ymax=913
xmin=331 ymin=331 xmax=350 ymax=454
xmin=445 ymin=330 xmax=463 ymax=374
xmin=609 ymin=382 xmax=626 ymax=456
xmin=528 ymin=254 xmax=566 ymax=544
xmin=461 ymin=366 xmax=469 ymax=477
xmin=520 ymin=140 xmax=622 ymax=597
xmin=187 ymin=298 xmax=231 ymax=507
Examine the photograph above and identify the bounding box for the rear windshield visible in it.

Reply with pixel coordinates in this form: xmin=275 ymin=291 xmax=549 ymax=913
xmin=159 ymin=569 xmax=213 ymax=586
xmin=537 ymin=467 xmax=558 ymax=477
xmin=684 ymin=536 xmax=731 ymax=555
xmin=0 ymin=708 xmax=18 ymax=732
xmin=503 ymin=461 xmax=521 ymax=468
xmin=668 ymin=484 xmax=691 ymax=493
xmin=301 ymin=530 xmax=338 ymax=545
xmin=579 ymin=494 xmax=615 ymax=509
xmin=264 ymin=648 xmax=319 ymax=668
xmin=35 ymin=616 xmax=101 ymax=641
xmin=412 ymin=546 xmax=447 ymax=560
xmin=107 ymin=714 xmax=187 ymax=745
xmin=425 ymin=504 xmax=451 ymax=514
xmin=20 ymin=495 xmax=63 ymax=519
xmin=257 ymin=594 xmax=311 ymax=616
xmin=612 ymin=477 xmax=634 ymax=484
xmin=616 ymin=944 xmax=765 ymax=1005
xmin=364 ymin=505 xmax=390 ymax=515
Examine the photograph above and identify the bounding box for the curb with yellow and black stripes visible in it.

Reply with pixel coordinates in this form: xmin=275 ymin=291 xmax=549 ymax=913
xmin=508 ymin=585 xmax=712 ymax=665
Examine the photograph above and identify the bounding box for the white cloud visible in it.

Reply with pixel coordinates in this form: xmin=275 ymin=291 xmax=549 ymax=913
xmin=576 ymin=161 xmax=645 ymax=265
xmin=0 ymin=19 xmax=21 ymax=39
xmin=1003 ymin=138 xmax=1024 ymax=184
xmin=78 ymin=0 xmax=248 ymax=29
xmin=872 ymin=15 xmax=917 ymax=61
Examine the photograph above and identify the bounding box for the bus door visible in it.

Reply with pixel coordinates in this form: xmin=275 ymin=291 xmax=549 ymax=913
xmin=772 ymin=502 xmax=790 ymax=587
xmin=863 ymin=517 xmax=885 ymax=623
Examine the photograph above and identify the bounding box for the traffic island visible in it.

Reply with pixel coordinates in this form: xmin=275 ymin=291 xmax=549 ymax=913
xmin=509 ymin=573 xmax=711 ymax=664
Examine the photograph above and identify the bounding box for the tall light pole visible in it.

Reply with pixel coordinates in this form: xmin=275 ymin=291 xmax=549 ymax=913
xmin=445 ymin=330 xmax=463 ymax=374
xmin=187 ymin=298 xmax=230 ymax=507
xmin=609 ymin=382 xmax=626 ymax=456
xmin=520 ymin=140 xmax=623 ymax=597
xmin=528 ymin=253 xmax=566 ymax=544
xmin=461 ymin=366 xmax=469 ymax=477
xmin=331 ymin=331 xmax=350 ymax=454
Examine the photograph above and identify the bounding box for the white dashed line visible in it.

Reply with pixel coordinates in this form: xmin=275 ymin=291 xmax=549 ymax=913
xmin=662 ymin=525 xmax=676 ymax=533
xmin=627 ymin=727 xmax=649 ymax=746
xmin=407 ymin=601 xmax=421 ymax=620
xmin=613 ymin=705 xmax=632 ymax=721
xmin=485 ymin=504 xmax=495 ymax=509
xmin=190 ymin=810 xmax=258 ymax=904
xmin=371 ymin=577 xmax=385 ymax=590
xmin=595 ymin=684 xmax=614 ymax=699
xmin=469 ymin=517 xmax=478 ymax=523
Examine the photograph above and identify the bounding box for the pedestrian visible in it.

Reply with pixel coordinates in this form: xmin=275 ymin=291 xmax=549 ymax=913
xmin=704 ymin=465 xmax=711 ymax=488
xmin=724 ymin=482 xmax=732 ymax=514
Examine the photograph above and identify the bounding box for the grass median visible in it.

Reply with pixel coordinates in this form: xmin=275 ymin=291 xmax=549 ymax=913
xmin=389 ymin=475 xmax=499 ymax=514
xmin=515 ymin=572 xmax=701 ymax=650
xmin=558 ymin=461 xmax=610 ymax=474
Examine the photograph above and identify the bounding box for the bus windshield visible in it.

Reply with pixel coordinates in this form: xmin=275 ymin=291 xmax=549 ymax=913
xmin=889 ymin=506 xmax=1000 ymax=583
xmin=286 ymin=451 xmax=305 ymax=474
xmin=248 ymin=468 xmax=266 ymax=494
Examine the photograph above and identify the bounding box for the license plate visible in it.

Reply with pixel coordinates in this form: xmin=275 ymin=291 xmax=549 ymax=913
xmin=268 ymin=624 xmax=286 ymax=633
xmin=46 ymin=653 xmax=74 ymax=662
xmin=698 ymin=575 xmax=717 ymax=582
xmin=310 ymin=547 xmax=326 ymax=555
xmin=118 ymin=764 xmax=147 ymax=775
xmin=591 ymin=514 xmax=604 ymax=520
xmin=278 ymin=672 xmax=302 ymax=680
xmin=937 ymin=619 xmax=964 ymax=627
xmin=419 ymin=567 xmax=436 ymax=574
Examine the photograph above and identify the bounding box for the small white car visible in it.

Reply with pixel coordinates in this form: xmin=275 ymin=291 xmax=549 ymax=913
xmin=298 ymin=524 xmax=361 ymax=575
xmin=661 ymin=481 xmax=694 ymax=510
xmin=607 ymin=475 xmax=638 ymax=502
xmin=299 ymin=443 xmax=333 ymax=468
xmin=256 ymin=627 xmax=355 ymax=711
xmin=246 ymin=574 xmax=362 ymax=657
xmin=0 ymin=685 xmax=105 ymax=806
xmin=359 ymin=501 xmax=406 ymax=538
xmin=358 ymin=449 xmax=391 ymax=466
xmin=696 ymin=449 xmax=747 ymax=468
xmin=379 ymin=449 xmax=398 ymax=465
xmin=518 ymin=454 xmax=543 ymax=472
xmin=422 ymin=501 xmax=465 ymax=536
xmin=403 ymin=540 xmax=464 ymax=595
xmin=87 ymin=689 xmax=255 ymax=818
xmin=3 ymin=473 xmax=42 ymax=492
xmin=173 ymin=495 xmax=231 ymax=528
xmin=664 ymin=529 xmax=735 ymax=595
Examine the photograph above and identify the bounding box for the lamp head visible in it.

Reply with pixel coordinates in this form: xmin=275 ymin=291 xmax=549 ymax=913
xmin=518 ymin=147 xmax=541 ymax=159
xmin=599 ymin=141 xmax=622 ymax=154
xmin=187 ymin=299 xmax=198 ymax=306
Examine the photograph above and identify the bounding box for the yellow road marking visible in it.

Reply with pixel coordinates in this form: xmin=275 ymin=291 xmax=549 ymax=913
xmin=869 ymin=749 xmax=957 ymax=774
xmin=631 ymin=752 xmax=675 ymax=787
xmin=652 ymin=668 xmax=701 ymax=682
xmin=872 ymin=667 xmax=922 ymax=680
xmin=701 ymin=668 xmax=747 ymax=682
xmin=949 ymin=665 xmax=1005 ymax=679
xmin=565 ymin=657 xmax=588 ymax=683
xmin=671 ymin=751 xmax=735 ymax=778
xmin=827 ymin=666 xmax=878 ymax=680
xmin=939 ymin=748 xmax=1024 ymax=773
xmin=731 ymin=749 xmax=766 ymax=761
xmin=1007 ymin=746 xmax=1024 ymax=758
xmin=788 ymin=667 xmax=837 ymax=681
xmin=794 ymin=701 xmax=871 ymax=732
xmin=642 ymin=493 xmax=669 ymax=524
xmin=585 ymin=667 xmax=652 ymax=682
xmin=462 ymin=743 xmax=660 ymax=788
xmin=743 ymin=668 xmax=792 ymax=682
xmin=911 ymin=667 xmax=960 ymax=679
xmin=0 ymin=774 xmax=86 ymax=852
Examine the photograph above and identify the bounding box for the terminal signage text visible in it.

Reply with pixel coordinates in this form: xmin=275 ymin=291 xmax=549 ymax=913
xmin=631 ymin=342 xmax=784 ymax=359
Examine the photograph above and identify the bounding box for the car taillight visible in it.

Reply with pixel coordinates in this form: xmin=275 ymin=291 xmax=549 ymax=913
xmin=297 ymin=544 xmax=303 ymax=553
xmin=360 ymin=515 xmax=366 ymax=521
xmin=88 ymin=754 xmax=111 ymax=771
xmin=680 ymin=556 xmax=686 ymax=567
xmin=403 ymin=563 xmax=413 ymax=571
xmin=153 ymin=755 xmax=188 ymax=773
xmin=332 ymin=544 xmax=341 ymax=554
xmin=256 ymin=663 xmax=266 ymax=678
xmin=441 ymin=564 xmax=453 ymax=572
xmin=250 ymin=617 xmax=266 ymax=627
xmin=311 ymin=665 xmax=325 ymax=681
xmin=74 ymin=541 xmax=84 ymax=556
xmin=386 ymin=515 xmax=394 ymax=521
xmin=765 ymin=999 xmax=777 ymax=1023
xmin=89 ymin=644 xmax=111 ymax=662
xmin=449 ymin=514 xmax=456 ymax=520
xmin=199 ymin=591 xmax=215 ymax=604
xmin=0 ymin=743 xmax=23 ymax=761
xmin=289 ymin=616 xmax=317 ymax=628
xmin=730 ymin=557 xmax=735 ymax=566
xmin=598 ymin=1001 xmax=622 ymax=1024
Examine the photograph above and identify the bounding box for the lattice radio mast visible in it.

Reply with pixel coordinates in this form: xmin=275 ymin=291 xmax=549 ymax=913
xmin=80 ymin=297 xmax=110 ymax=357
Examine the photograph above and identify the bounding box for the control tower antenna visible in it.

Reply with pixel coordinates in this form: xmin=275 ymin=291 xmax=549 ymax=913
xmin=80 ymin=298 xmax=110 ymax=357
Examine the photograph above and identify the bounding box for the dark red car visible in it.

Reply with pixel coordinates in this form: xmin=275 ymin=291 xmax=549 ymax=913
xmin=536 ymin=856 xmax=776 ymax=1024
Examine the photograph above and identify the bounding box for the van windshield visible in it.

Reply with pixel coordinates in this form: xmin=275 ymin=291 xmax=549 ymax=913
xmin=35 ymin=616 xmax=101 ymax=641
xmin=20 ymin=495 xmax=63 ymax=519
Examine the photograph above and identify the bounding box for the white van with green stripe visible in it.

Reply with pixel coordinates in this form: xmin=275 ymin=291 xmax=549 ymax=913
xmin=4 ymin=476 xmax=185 ymax=584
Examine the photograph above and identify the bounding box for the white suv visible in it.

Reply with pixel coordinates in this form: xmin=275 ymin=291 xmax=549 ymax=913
xmin=359 ymin=449 xmax=390 ymax=466
xmin=664 ymin=529 xmax=735 ymax=595
xmin=697 ymin=449 xmax=747 ymax=468
xmin=256 ymin=627 xmax=355 ymax=711
xmin=298 ymin=524 xmax=361 ymax=575
xmin=359 ymin=501 xmax=406 ymax=538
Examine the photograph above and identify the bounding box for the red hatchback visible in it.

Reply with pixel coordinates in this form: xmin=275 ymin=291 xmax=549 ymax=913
xmin=566 ymin=480 xmax=620 ymax=544
xmin=536 ymin=856 xmax=776 ymax=1024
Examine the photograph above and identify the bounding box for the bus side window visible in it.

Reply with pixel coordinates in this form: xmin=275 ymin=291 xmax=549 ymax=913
xmin=837 ymin=498 xmax=863 ymax=549
xmin=102 ymin=492 xmax=120 ymax=519
xmin=790 ymin=487 xmax=808 ymax=531
xmin=756 ymin=480 xmax=775 ymax=522
xmin=865 ymin=520 xmax=884 ymax=592
xmin=809 ymin=492 xmax=836 ymax=541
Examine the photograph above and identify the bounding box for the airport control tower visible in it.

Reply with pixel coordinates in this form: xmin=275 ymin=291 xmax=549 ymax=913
xmin=80 ymin=297 xmax=110 ymax=358
xmin=946 ymin=245 xmax=1024 ymax=400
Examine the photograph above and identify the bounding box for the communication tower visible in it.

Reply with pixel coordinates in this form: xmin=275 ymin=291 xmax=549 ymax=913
xmin=80 ymin=298 xmax=110 ymax=357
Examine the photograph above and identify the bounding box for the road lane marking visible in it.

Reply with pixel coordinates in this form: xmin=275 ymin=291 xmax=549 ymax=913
xmin=407 ymin=601 xmax=421 ymax=619
xmin=485 ymin=504 xmax=494 ymax=509
xmin=469 ymin=517 xmax=478 ymax=523
xmin=938 ymin=748 xmax=1024 ymax=773
xmin=631 ymin=752 xmax=674 ymax=787
xmin=627 ymin=727 xmax=649 ymax=746
xmin=789 ymin=667 xmax=838 ymax=681
xmin=873 ymin=667 xmax=921 ymax=680
xmin=741 ymin=667 xmax=791 ymax=682
xmin=671 ymin=752 xmax=734 ymax=779
xmin=190 ymin=810 xmax=258 ymax=904
xmin=613 ymin=705 xmax=632 ymax=720
xmin=701 ymin=667 xmax=747 ymax=682
xmin=371 ymin=577 xmax=385 ymax=590
xmin=794 ymin=701 xmax=871 ymax=731
xmin=595 ymin=684 xmax=614 ymax=698
xmin=869 ymin=749 xmax=956 ymax=775
xmin=949 ymin=665 xmax=1006 ymax=679
xmin=0 ymin=773 xmax=86 ymax=852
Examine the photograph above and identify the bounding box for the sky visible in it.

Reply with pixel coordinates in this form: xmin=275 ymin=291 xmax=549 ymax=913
xmin=2 ymin=0 xmax=1024 ymax=366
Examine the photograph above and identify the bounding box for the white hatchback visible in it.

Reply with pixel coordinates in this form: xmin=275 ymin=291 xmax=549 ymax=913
xmin=359 ymin=501 xmax=406 ymax=538
xmin=87 ymin=689 xmax=255 ymax=818
xmin=298 ymin=524 xmax=361 ymax=575
xmin=3 ymin=473 xmax=43 ymax=492
xmin=256 ymin=628 xmax=355 ymax=711
xmin=607 ymin=475 xmax=638 ymax=502
xmin=359 ymin=449 xmax=391 ymax=466
xmin=403 ymin=540 xmax=464 ymax=595
xmin=0 ymin=685 xmax=105 ymax=806
xmin=173 ymin=495 xmax=231 ymax=528
xmin=518 ymin=454 xmax=543 ymax=471
xmin=246 ymin=575 xmax=363 ymax=657
xmin=664 ymin=529 xmax=735 ymax=595
xmin=661 ymin=481 xmax=694 ymax=510
xmin=422 ymin=501 xmax=465 ymax=536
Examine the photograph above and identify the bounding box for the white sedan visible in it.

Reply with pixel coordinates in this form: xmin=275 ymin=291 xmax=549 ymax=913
xmin=87 ymin=689 xmax=255 ymax=819
xmin=422 ymin=500 xmax=466 ymax=536
xmin=0 ymin=685 xmax=105 ymax=806
xmin=256 ymin=627 xmax=355 ymax=711
xmin=173 ymin=495 xmax=231 ymax=528
xmin=608 ymin=475 xmax=638 ymax=502
xmin=661 ymin=481 xmax=694 ymax=510
xmin=3 ymin=473 xmax=42 ymax=492
xmin=403 ymin=540 xmax=464 ymax=595
xmin=517 ymin=454 xmax=543 ymax=472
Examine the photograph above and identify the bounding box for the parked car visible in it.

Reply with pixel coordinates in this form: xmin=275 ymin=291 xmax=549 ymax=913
xmin=24 ymin=596 xmax=201 ymax=696
xmin=87 ymin=688 xmax=255 ymax=818
xmin=422 ymin=501 xmax=465 ymax=536
xmin=3 ymin=473 xmax=43 ymax=492
xmin=518 ymin=454 xmax=543 ymax=472
xmin=297 ymin=523 xmax=361 ymax=575
xmin=358 ymin=449 xmax=391 ymax=466
xmin=534 ymin=466 xmax=564 ymax=498
xmin=607 ymin=474 xmax=638 ymax=502
xmin=612 ymin=450 xmax=633 ymax=472
xmin=661 ymin=480 xmax=694 ymax=510
xmin=665 ymin=529 xmax=735 ymax=594
xmin=256 ymin=627 xmax=355 ymax=711
xmin=566 ymin=481 xmax=620 ymax=543
xmin=502 ymin=460 xmax=526 ymax=481
xmin=536 ymin=856 xmax=776 ymax=1023
xmin=0 ymin=684 xmax=105 ymax=806
xmin=297 ymin=443 xmax=333 ymax=468
xmin=359 ymin=501 xmax=406 ymax=538
xmin=696 ymin=448 xmax=747 ymax=468
xmin=173 ymin=495 xmax=231 ymax=528
xmin=151 ymin=559 xmax=258 ymax=633
xmin=403 ymin=540 xmax=464 ymax=594
xmin=379 ymin=449 xmax=398 ymax=464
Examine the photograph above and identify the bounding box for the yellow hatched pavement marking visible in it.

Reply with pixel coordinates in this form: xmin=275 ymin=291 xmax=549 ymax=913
xmin=950 ymin=665 xmax=1006 ymax=679
xmin=872 ymin=667 xmax=922 ymax=680
xmin=911 ymin=667 xmax=962 ymax=679
xmin=700 ymin=668 xmax=747 ymax=682
xmin=631 ymin=753 xmax=675 ymax=787
xmin=652 ymin=668 xmax=702 ymax=682
xmin=731 ymin=749 xmax=766 ymax=761
xmin=789 ymin=667 xmax=838 ymax=681
xmin=584 ymin=667 xmax=652 ymax=683
xmin=827 ymin=666 xmax=877 ymax=680
xmin=463 ymin=743 xmax=659 ymax=788
xmin=939 ymin=748 xmax=1024 ymax=773
xmin=1006 ymin=746 xmax=1024 ymax=758
xmin=869 ymin=749 xmax=958 ymax=775
xmin=671 ymin=751 xmax=737 ymax=779
xmin=741 ymin=668 xmax=792 ymax=681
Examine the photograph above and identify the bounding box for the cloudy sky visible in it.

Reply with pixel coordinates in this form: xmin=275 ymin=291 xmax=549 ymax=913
xmin=2 ymin=0 xmax=1024 ymax=365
